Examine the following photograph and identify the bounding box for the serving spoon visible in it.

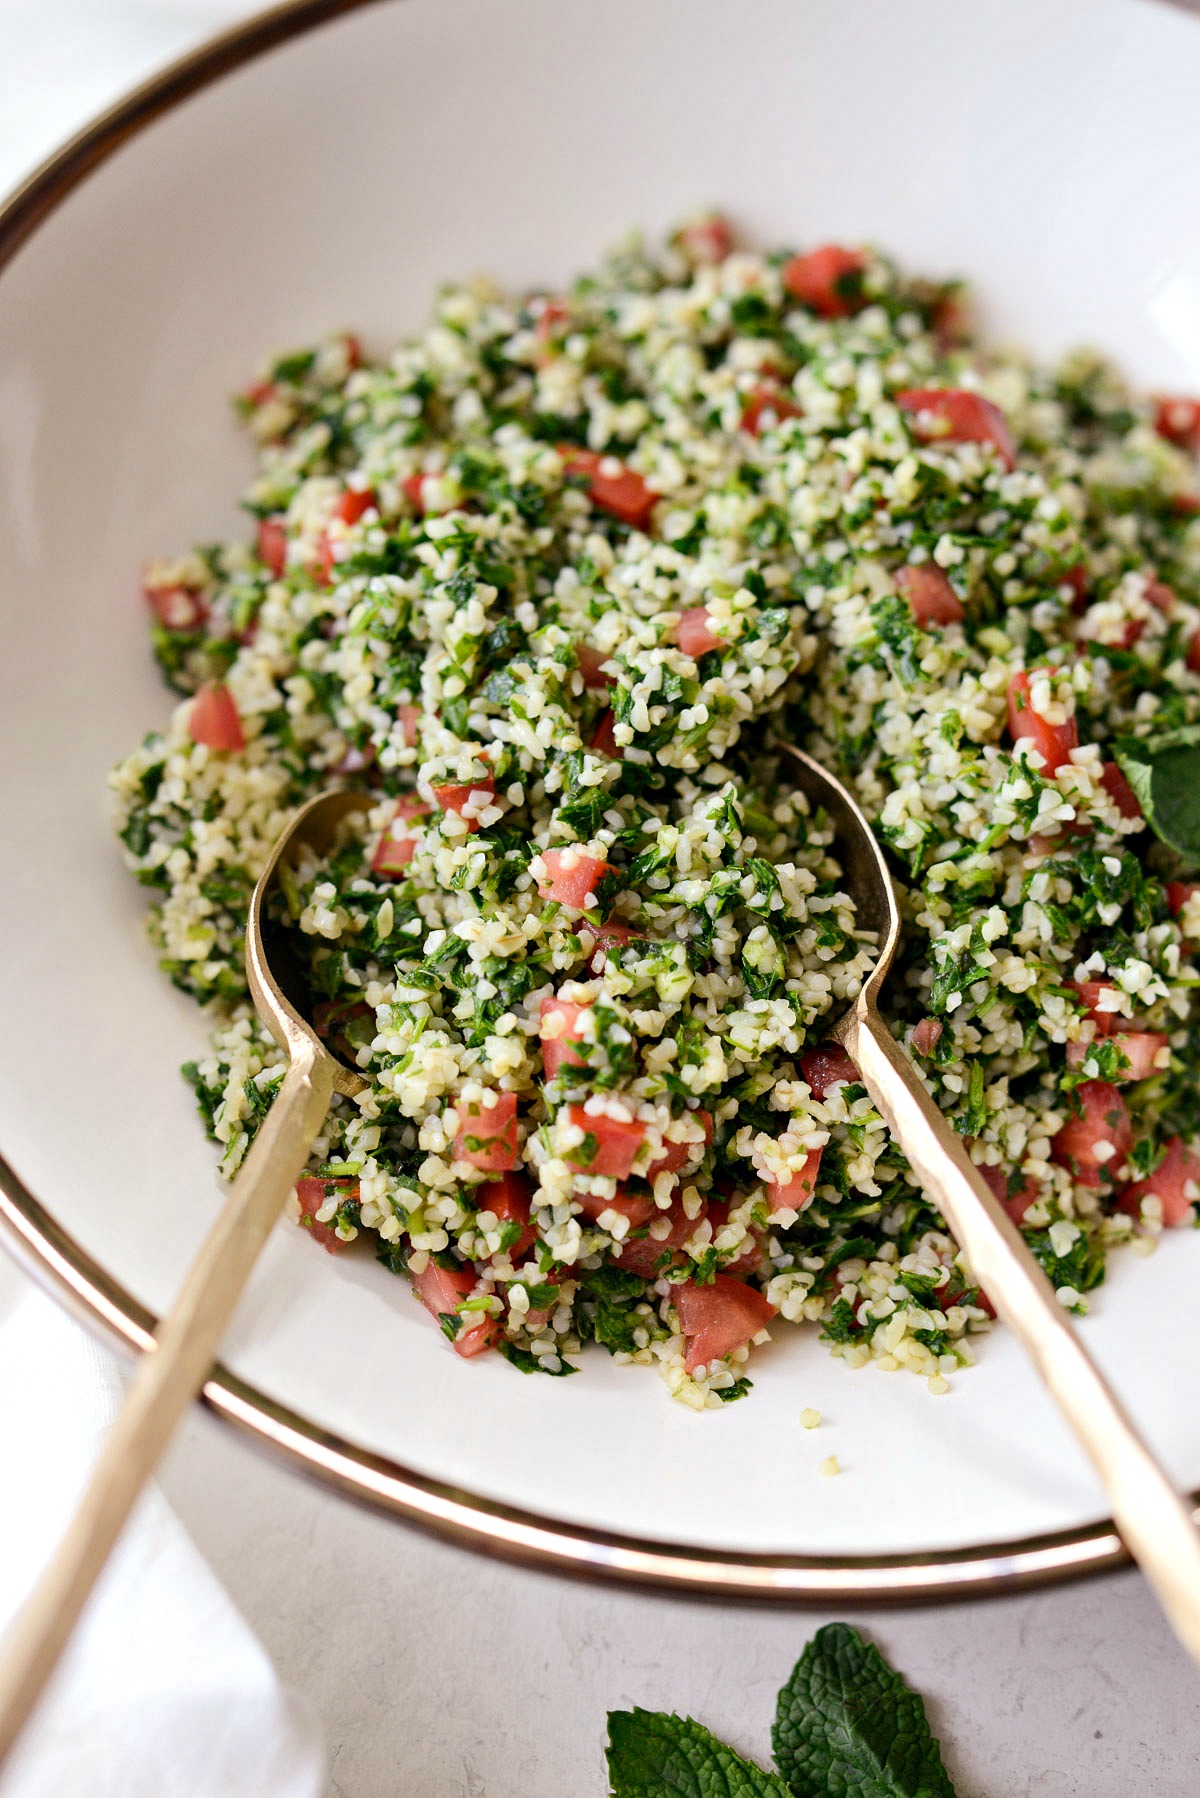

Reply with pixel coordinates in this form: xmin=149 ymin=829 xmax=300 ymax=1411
xmin=0 ymin=786 xmax=371 ymax=1767
xmin=783 ymin=743 xmax=1200 ymax=1665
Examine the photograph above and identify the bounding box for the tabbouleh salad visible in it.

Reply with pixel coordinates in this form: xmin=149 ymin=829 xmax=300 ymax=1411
xmin=111 ymin=220 xmax=1200 ymax=1408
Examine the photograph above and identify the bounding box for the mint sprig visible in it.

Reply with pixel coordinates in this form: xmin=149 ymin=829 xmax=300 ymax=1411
xmin=607 ymin=1710 xmax=792 ymax=1797
xmin=1114 ymin=726 xmax=1200 ymax=862
xmin=605 ymin=1624 xmax=959 ymax=1798
xmin=772 ymin=1623 xmax=956 ymax=1798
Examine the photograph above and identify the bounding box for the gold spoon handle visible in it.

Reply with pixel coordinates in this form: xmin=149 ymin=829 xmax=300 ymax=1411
xmin=841 ymin=1002 xmax=1200 ymax=1663
xmin=0 ymin=1046 xmax=336 ymax=1768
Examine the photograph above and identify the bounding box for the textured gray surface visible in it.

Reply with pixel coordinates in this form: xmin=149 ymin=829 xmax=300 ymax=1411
xmin=5 ymin=1 xmax=1200 ymax=1791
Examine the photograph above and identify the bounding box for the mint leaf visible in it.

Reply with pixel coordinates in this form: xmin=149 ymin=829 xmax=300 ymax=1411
xmin=607 ymin=1709 xmax=791 ymax=1798
xmin=771 ymin=1624 xmax=956 ymax=1798
xmin=1114 ymin=726 xmax=1200 ymax=863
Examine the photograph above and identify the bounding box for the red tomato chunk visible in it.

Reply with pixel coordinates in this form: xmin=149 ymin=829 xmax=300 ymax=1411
xmin=910 ymin=1017 xmax=943 ymax=1056
xmin=646 ymin=1110 xmax=713 ymax=1182
xmin=576 ymin=1187 xmax=656 ymax=1230
xmin=189 ymin=682 xmax=245 ymax=752
xmin=1052 ymin=1080 xmax=1132 ymax=1187
xmin=618 ymin=1198 xmax=703 ymax=1276
xmin=335 ymin=486 xmax=377 ymax=526
xmin=559 ymin=447 xmax=659 ymax=531
xmin=537 ymin=848 xmax=615 ymax=909
xmin=976 ymin=1163 xmax=1040 ymax=1226
xmin=432 ymin=776 xmax=496 ymax=830
xmin=1120 ymin=1136 xmax=1200 ymax=1227
xmin=675 ymin=214 xmax=734 ymax=264
xmin=412 ymin=1261 xmax=500 ymax=1358
xmin=143 ymin=570 xmax=208 ymax=632
xmin=1154 ymin=395 xmax=1200 ymax=452
xmin=765 ymin=1147 xmax=823 ymax=1214
xmin=1005 ymin=669 xmax=1078 ymax=773
xmin=674 ymin=606 xmax=724 ymax=659
xmin=454 ymin=1093 xmax=519 ymax=1172
xmin=781 ymin=245 xmax=867 ymax=318
xmin=295 ymin=1175 xmax=358 ymax=1253
xmin=1098 ymin=762 xmax=1141 ymax=819
xmin=740 ymin=385 xmax=802 ymax=436
xmin=565 ymin=1107 xmax=646 ymax=1179
xmin=539 ymin=997 xmax=591 ymax=1080
xmin=579 ymin=919 xmax=639 ymax=970
xmin=1066 ymin=979 xmax=1123 ymax=1035
xmin=897 ymin=387 xmax=1016 ymax=471
xmin=1066 ymin=1032 xmax=1167 ymax=1082
xmin=257 ymin=517 xmax=288 ymax=579
xmin=576 ymin=642 xmax=615 ymax=688
xmin=675 ymin=1275 xmax=777 ymax=1374
xmin=895 ymin=563 xmax=963 ymax=627
xmin=588 ymin=710 xmax=621 ymax=759
xmin=1167 ymin=881 xmax=1200 ymax=918
xmin=798 ymin=1043 xmax=859 ymax=1098
xmin=478 ymin=1172 xmax=537 ymax=1259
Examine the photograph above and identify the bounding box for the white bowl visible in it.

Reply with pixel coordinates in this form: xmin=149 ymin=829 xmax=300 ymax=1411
xmin=3 ymin=0 xmax=1200 ymax=1599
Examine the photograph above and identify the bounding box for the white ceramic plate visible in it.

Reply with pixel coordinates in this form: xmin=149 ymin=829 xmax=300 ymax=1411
xmin=3 ymin=0 xmax=1200 ymax=1599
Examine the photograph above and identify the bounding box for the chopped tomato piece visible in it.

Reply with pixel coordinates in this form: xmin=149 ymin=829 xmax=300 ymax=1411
xmin=241 ymin=378 xmax=276 ymax=408
xmin=1052 ymin=1079 xmax=1132 ymax=1187
xmin=579 ymin=918 xmax=640 ymax=970
xmin=537 ymin=848 xmax=615 ymax=909
xmin=257 ymin=516 xmax=288 ymax=579
xmin=412 ymin=1260 xmax=499 ymax=1358
xmin=454 ymin=1093 xmax=519 ymax=1172
xmin=976 ymin=1162 xmax=1040 ymax=1226
xmin=142 ymin=572 xmax=209 ymax=633
xmin=402 ymin=473 xmax=429 ymax=511
xmin=1146 ymin=580 xmax=1176 ymax=614
xmin=799 ymin=1043 xmax=859 ymax=1098
xmin=334 ymin=486 xmax=377 ymax=526
xmin=1005 ymin=669 xmax=1078 ymax=773
xmin=910 ymin=1017 xmax=943 ymax=1056
xmin=897 ymin=388 xmax=1016 ymax=472
xmin=1059 ymin=564 xmax=1089 ymax=611
xmin=576 ymin=642 xmax=615 ymax=688
xmin=646 ymin=1110 xmax=714 ymax=1182
xmin=371 ymin=801 xmax=424 ymax=875
xmin=342 ymin=332 xmax=363 ymax=370
xmin=560 ymin=447 xmax=659 ymax=531
xmin=575 ymin=1186 xmax=656 ymax=1230
xmin=1154 ymin=396 xmax=1200 ymax=453
xmin=397 ymin=704 xmax=421 ymax=748
xmin=895 ymin=563 xmax=963 ymax=627
xmin=478 ymin=1171 xmax=537 ymax=1259
xmin=675 ymin=1274 xmax=776 ymax=1374
xmin=618 ymin=1197 xmax=705 ymax=1276
xmin=588 ymin=710 xmax=621 ymax=758
xmin=1098 ymin=761 xmax=1141 ymax=819
xmin=1067 ymin=1032 xmax=1167 ymax=1082
xmin=781 ymin=244 xmax=867 ymax=319
xmin=765 ymin=1146 xmax=823 ymax=1213
xmin=674 ymin=606 xmax=723 ymax=659
xmin=189 ymin=682 xmax=245 ymax=752
xmin=1119 ymin=1136 xmax=1200 ymax=1227
xmin=539 ymin=997 xmax=591 ymax=1080
xmin=1188 ymin=628 xmax=1200 ymax=675
xmin=739 ymin=385 xmax=802 ymax=436
xmin=565 ymin=1107 xmax=646 ymax=1179
xmin=295 ymin=1175 xmax=358 ymax=1253
xmin=674 ymin=213 xmax=734 ymax=264
xmin=432 ymin=775 xmax=497 ymax=831
xmin=1066 ymin=979 xmax=1122 ymax=1036
xmin=1167 ymin=881 xmax=1200 ymax=918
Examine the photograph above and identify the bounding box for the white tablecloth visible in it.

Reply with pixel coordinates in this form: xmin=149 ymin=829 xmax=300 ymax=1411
xmin=3 ymin=6 xmax=1200 ymax=1794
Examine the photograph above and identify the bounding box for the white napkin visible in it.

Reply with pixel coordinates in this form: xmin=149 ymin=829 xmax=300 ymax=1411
xmin=0 ymin=1261 xmax=326 ymax=1798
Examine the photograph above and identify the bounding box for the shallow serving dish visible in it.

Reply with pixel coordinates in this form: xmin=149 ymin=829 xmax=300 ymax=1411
xmin=3 ymin=0 xmax=1200 ymax=1599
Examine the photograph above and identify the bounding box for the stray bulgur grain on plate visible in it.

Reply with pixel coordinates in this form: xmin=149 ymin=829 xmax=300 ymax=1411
xmin=112 ymin=220 xmax=1200 ymax=1406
